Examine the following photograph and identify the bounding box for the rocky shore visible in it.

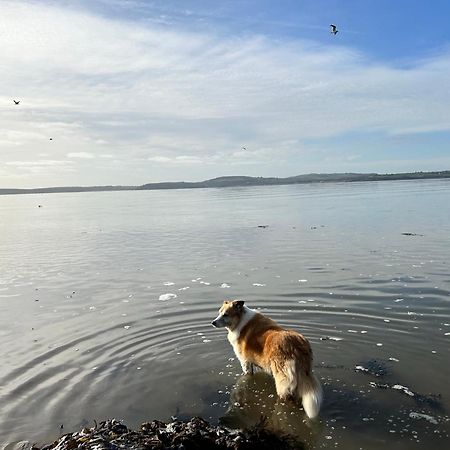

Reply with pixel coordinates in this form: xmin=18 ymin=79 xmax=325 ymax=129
xmin=34 ymin=417 xmax=303 ymax=450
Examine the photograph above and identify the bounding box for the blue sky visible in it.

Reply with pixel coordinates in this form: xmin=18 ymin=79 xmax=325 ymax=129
xmin=1 ymin=0 xmax=449 ymax=187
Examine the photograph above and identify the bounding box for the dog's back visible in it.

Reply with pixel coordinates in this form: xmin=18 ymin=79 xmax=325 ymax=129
xmin=237 ymin=314 xmax=311 ymax=372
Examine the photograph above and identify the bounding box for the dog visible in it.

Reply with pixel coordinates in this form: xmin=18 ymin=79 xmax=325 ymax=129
xmin=212 ymin=300 xmax=322 ymax=419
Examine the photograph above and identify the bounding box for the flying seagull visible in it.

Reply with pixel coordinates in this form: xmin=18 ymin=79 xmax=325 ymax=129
xmin=49 ymin=137 xmax=53 ymax=141
xmin=13 ymin=100 xmax=20 ymax=105
xmin=242 ymin=147 xmax=247 ymax=151
xmin=330 ymin=24 xmax=338 ymax=35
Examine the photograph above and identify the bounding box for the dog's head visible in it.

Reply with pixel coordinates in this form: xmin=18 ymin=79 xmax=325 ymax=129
xmin=211 ymin=300 xmax=245 ymax=330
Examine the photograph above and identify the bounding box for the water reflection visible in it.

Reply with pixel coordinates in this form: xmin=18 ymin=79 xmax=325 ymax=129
xmin=221 ymin=372 xmax=319 ymax=446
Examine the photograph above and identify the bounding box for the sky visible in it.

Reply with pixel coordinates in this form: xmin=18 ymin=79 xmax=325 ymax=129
xmin=1 ymin=0 xmax=450 ymax=188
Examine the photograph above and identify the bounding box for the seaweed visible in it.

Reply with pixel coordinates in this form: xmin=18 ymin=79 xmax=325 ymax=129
xmin=35 ymin=417 xmax=304 ymax=450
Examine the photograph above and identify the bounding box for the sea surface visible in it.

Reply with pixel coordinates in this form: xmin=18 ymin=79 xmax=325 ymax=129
xmin=0 ymin=179 xmax=449 ymax=449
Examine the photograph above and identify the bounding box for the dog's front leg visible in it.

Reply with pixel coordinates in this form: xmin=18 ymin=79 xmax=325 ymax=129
xmin=240 ymin=359 xmax=254 ymax=375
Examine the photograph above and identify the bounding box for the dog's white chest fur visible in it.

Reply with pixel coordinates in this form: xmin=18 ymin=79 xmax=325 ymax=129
xmin=227 ymin=306 xmax=256 ymax=359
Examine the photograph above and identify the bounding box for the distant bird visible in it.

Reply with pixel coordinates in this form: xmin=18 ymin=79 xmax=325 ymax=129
xmin=13 ymin=100 xmax=20 ymax=105
xmin=242 ymin=147 xmax=247 ymax=151
xmin=49 ymin=137 xmax=53 ymax=140
xmin=330 ymin=24 xmax=338 ymax=35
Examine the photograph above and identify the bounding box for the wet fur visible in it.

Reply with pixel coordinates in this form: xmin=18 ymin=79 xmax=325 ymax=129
xmin=212 ymin=300 xmax=322 ymax=419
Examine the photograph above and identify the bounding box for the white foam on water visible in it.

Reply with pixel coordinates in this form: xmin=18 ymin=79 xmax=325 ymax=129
xmin=124 ymin=325 xmax=130 ymax=329
xmin=348 ymin=330 xmax=358 ymax=333
xmin=376 ymin=343 xmax=383 ymax=346
xmin=159 ymin=293 xmax=177 ymax=301
xmin=409 ymin=412 xmax=438 ymax=424
xmin=392 ymin=384 xmax=414 ymax=396
xmin=178 ymin=287 xmax=190 ymax=291
xmin=220 ymin=283 xmax=230 ymax=288
xmin=298 ymin=279 xmax=308 ymax=283
xmin=253 ymin=283 xmax=266 ymax=287
xmin=164 ymin=282 xmax=175 ymax=286
xmin=389 ymin=357 xmax=399 ymax=362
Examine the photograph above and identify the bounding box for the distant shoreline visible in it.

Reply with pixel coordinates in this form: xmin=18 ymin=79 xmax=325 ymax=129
xmin=1 ymin=170 xmax=449 ymax=196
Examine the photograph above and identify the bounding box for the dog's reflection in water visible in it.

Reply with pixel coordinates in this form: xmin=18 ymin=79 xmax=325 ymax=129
xmin=220 ymin=372 xmax=321 ymax=444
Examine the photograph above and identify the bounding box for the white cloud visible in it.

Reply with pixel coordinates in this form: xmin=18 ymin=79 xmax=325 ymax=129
xmin=4 ymin=159 xmax=75 ymax=176
xmin=67 ymin=152 xmax=95 ymax=159
xmin=0 ymin=1 xmax=449 ymax=187
xmin=147 ymin=156 xmax=171 ymax=163
xmin=5 ymin=160 xmax=74 ymax=167
xmin=147 ymin=155 xmax=203 ymax=164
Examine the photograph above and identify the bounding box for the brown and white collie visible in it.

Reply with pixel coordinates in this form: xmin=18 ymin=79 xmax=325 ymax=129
xmin=212 ymin=300 xmax=322 ymax=419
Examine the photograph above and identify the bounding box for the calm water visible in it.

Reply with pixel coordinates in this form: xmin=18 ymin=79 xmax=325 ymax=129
xmin=0 ymin=180 xmax=449 ymax=449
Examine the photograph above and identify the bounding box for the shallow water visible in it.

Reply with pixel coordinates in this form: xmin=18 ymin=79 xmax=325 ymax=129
xmin=0 ymin=179 xmax=449 ymax=449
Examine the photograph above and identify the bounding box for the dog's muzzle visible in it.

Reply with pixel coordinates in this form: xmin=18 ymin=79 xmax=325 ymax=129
xmin=211 ymin=320 xmax=219 ymax=328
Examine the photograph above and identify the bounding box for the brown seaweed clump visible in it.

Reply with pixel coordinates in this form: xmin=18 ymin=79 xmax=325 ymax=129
xmin=35 ymin=417 xmax=304 ymax=450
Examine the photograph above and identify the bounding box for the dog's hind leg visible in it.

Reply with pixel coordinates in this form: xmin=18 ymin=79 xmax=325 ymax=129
xmin=272 ymin=359 xmax=297 ymax=400
xmin=240 ymin=359 xmax=254 ymax=375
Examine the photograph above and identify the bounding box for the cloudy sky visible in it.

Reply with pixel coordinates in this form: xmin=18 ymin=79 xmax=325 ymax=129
xmin=1 ymin=0 xmax=450 ymax=188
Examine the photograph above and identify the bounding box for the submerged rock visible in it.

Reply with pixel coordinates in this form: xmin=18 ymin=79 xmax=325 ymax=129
xmin=354 ymin=359 xmax=389 ymax=378
xmin=35 ymin=417 xmax=303 ymax=450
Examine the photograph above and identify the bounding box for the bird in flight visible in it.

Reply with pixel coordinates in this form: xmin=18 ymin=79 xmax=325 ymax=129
xmin=330 ymin=24 xmax=338 ymax=35
xmin=13 ymin=100 xmax=20 ymax=105
xmin=242 ymin=147 xmax=247 ymax=151
xmin=49 ymin=138 xmax=53 ymax=141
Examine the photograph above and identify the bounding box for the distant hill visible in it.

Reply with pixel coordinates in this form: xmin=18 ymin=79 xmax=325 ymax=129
xmin=138 ymin=171 xmax=450 ymax=189
xmin=1 ymin=171 xmax=449 ymax=195
xmin=0 ymin=185 xmax=134 ymax=195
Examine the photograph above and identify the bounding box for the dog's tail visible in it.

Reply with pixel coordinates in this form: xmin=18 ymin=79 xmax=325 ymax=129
xmin=298 ymin=371 xmax=322 ymax=419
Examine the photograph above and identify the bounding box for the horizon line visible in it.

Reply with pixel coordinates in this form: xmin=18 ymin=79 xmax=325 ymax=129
xmin=1 ymin=169 xmax=450 ymax=194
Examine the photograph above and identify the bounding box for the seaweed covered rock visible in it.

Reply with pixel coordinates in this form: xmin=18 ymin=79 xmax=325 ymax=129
xmin=36 ymin=417 xmax=304 ymax=450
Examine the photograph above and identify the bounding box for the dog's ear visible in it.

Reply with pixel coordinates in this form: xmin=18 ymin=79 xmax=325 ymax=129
xmin=233 ymin=300 xmax=245 ymax=310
